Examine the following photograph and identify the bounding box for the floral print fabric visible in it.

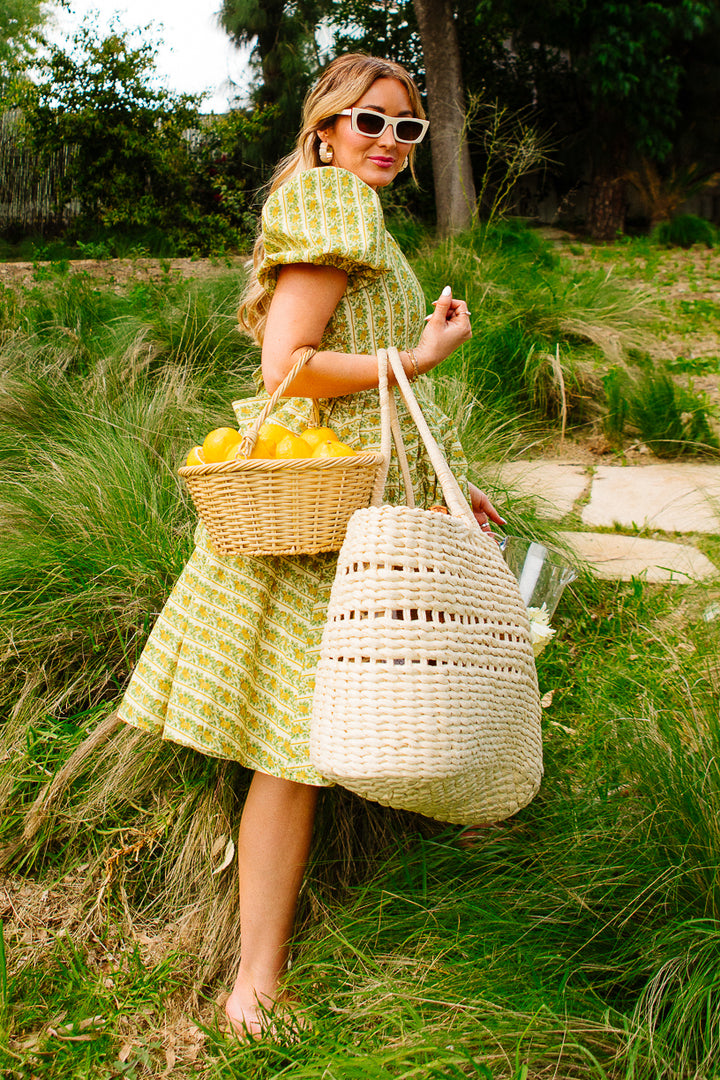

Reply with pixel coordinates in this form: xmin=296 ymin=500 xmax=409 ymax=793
xmin=118 ymin=166 xmax=469 ymax=784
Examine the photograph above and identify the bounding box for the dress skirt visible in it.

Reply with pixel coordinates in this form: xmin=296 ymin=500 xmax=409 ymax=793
xmin=117 ymin=388 xmax=469 ymax=785
xmin=118 ymin=524 xmax=337 ymax=785
xmin=118 ymin=165 xmax=469 ymax=783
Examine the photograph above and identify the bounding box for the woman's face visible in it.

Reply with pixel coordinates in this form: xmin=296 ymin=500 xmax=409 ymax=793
xmin=317 ymin=77 xmax=416 ymax=190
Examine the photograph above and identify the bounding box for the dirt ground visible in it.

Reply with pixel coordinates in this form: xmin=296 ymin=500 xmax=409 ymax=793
xmin=0 ymin=255 xmax=249 ymax=289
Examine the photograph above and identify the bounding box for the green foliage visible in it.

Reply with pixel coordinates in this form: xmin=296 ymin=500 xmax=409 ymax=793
xmin=6 ymin=580 xmax=720 ymax=1077
xmin=577 ymin=0 xmax=716 ymax=160
xmin=330 ymin=0 xmax=422 ymax=74
xmin=0 ymin=231 xmax=656 ymax=816
xmin=381 ymin=205 xmax=432 ymax=257
xmin=0 ymin=248 xmax=719 ymax=1076
xmin=602 ymin=365 xmax=631 ymax=442
xmin=0 ymin=0 xmax=47 ymax=102
xmin=219 ymin=0 xmax=331 ymax=169
xmin=15 ymin=22 xmax=260 ymax=254
xmin=220 ymin=0 xmax=329 ymax=106
xmin=415 ymin=221 xmax=653 ymax=430
xmin=1 ymin=933 xmax=188 ymax=1077
xmin=473 ymin=0 xmax=719 ymax=163
xmin=654 ymin=213 xmax=716 ymax=249
xmin=629 ymin=368 xmax=719 ymax=457
xmin=461 ymin=0 xmax=720 ymax=237
xmin=0 ymin=267 xmax=257 ymax=717
xmin=186 ymin=105 xmax=277 ymax=238
xmin=602 ymin=360 xmax=719 ymax=457
xmin=21 ymin=22 xmax=197 ymax=233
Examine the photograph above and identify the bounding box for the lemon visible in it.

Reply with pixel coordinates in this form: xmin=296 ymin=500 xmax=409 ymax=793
xmin=257 ymin=421 xmax=293 ymax=448
xmin=275 ymin=433 xmax=313 ymax=459
xmin=300 ymin=426 xmax=340 ymax=450
xmin=203 ymin=427 xmax=242 ymax=463
xmin=186 ymin=445 xmax=206 ymax=466
xmin=311 ymin=440 xmax=356 ymax=458
xmin=249 ymin=436 xmax=278 ymax=459
xmin=244 ymin=420 xmax=296 ymax=458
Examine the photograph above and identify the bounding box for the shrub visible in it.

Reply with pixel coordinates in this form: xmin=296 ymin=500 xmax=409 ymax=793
xmin=629 ymin=368 xmax=719 ymax=456
xmin=13 ymin=23 xmax=263 ymax=256
xmin=654 ymin=214 xmax=715 ymax=249
xmin=604 ymin=362 xmax=720 ymax=457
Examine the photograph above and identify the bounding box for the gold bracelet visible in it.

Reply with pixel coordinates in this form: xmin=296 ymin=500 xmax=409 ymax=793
xmin=408 ymin=348 xmax=420 ymax=382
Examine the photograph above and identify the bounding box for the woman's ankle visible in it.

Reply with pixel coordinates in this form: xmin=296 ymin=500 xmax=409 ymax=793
xmin=230 ymin=964 xmax=284 ymax=1007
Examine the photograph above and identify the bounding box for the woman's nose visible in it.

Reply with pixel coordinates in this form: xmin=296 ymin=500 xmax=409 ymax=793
xmin=377 ymin=125 xmax=397 ymax=149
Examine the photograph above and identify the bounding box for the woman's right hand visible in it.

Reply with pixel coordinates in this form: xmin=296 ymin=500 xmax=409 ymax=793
xmin=414 ymin=286 xmax=472 ymax=374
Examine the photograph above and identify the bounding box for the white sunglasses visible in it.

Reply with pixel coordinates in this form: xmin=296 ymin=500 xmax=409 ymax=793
xmin=337 ymin=108 xmax=429 ymax=145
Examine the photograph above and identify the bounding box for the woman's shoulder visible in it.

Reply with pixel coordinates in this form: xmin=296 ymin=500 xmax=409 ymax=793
xmin=259 ymin=167 xmax=390 ymax=286
xmin=263 ymin=167 xmax=383 ymax=227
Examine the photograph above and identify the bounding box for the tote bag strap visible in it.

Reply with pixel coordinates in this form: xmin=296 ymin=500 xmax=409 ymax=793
xmin=370 ymin=347 xmax=415 ymax=507
xmin=371 ymin=348 xmax=477 ymax=531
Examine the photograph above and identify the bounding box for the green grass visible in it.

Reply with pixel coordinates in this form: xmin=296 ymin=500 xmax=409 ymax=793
xmin=560 ymin=235 xmax=720 ymax=347
xmin=0 ymin=932 xmax=191 ymax=1079
xmin=5 ymin=578 xmax=719 ymax=1077
xmin=1 ymin=227 xmax=719 ymax=1077
xmin=555 ymin=234 xmax=720 ymax=451
xmin=420 ymin=224 xmax=655 ymax=417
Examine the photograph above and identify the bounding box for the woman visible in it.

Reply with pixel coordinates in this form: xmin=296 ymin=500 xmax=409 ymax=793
xmin=118 ymin=53 xmax=503 ymax=1038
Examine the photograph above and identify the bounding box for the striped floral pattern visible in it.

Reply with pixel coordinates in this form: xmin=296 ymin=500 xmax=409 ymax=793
xmin=118 ymin=166 xmax=469 ymax=784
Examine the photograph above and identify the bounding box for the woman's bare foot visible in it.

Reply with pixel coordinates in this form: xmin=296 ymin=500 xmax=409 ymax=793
xmin=224 ymin=974 xmax=276 ymax=1040
xmin=224 ymin=975 xmax=308 ymax=1042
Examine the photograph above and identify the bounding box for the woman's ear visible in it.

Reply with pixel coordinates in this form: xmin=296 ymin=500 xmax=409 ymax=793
xmin=316 ymin=122 xmax=334 ymax=143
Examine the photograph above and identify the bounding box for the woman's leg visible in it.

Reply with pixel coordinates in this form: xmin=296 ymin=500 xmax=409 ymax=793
xmin=225 ymin=771 xmax=319 ymax=1037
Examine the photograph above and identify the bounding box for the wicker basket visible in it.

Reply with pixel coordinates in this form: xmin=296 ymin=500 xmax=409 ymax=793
xmin=179 ymin=350 xmax=386 ymax=557
xmin=310 ymin=348 xmax=543 ymax=826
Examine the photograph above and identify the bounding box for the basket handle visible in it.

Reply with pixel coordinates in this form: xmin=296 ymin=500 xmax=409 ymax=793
xmin=235 ymin=347 xmax=319 ymax=457
xmin=372 ymin=347 xmax=477 ymax=530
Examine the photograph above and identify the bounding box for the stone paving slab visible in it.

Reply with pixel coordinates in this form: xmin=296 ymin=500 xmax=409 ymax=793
xmin=559 ymin=531 xmax=718 ymax=583
xmin=582 ymin=464 xmax=720 ymax=533
xmin=491 ymin=462 xmax=590 ymax=518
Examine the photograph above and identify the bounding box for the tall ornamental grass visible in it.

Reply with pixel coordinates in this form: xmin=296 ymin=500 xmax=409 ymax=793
xmin=0 ymin=269 xmax=257 ymax=723
xmin=1 ymin=233 xmax=718 ymax=1077
xmin=4 ymin=580 xmax=719 ymax=1078
xmin=417 ymin=223 xmax=657 ymax=436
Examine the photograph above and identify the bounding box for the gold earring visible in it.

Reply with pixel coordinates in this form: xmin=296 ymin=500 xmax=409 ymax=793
xmin=400 ymin=157 xmax=409 ymax=171
xmin=319 ymin=141 xmax=334 ymax=164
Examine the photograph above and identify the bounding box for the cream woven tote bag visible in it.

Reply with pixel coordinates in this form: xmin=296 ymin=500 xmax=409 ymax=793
xmin=310 ymin=348 xmax=543 ymax=825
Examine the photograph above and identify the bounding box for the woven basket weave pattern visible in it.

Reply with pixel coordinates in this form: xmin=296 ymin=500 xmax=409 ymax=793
xmin=178 ymin=348 xmax=385 ymax=556
xmin=179 ymin=453 xmax=382 ymax=556
xmin=311 ymin=505 xmax=542 ymax=815
xmin=310 ymin=348 xmax=543 ymax=826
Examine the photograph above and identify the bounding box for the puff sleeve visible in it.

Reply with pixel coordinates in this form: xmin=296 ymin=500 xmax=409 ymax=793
xmin=258 ymin=167 xmax=391 ymax=296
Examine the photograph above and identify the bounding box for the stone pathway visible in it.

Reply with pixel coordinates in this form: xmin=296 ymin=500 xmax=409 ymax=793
xmin=492 ymin=461 xmax=719 ymax=582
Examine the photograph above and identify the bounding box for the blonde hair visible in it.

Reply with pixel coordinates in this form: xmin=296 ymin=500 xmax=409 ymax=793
xmin=238 ymin=53 xmax=425 ymax=345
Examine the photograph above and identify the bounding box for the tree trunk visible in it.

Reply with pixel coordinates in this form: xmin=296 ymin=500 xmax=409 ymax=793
xmin=412 ymin=0 xmax=476 ymax=235
xmin=586 ymin=173 xmax=627 ymax=240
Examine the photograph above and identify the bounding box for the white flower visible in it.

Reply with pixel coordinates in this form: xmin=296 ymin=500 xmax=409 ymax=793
xmin=526 ymin=604 xmax=556 ymax=657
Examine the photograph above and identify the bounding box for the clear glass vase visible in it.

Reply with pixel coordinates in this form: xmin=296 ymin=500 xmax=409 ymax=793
xmin=500 ymin=535 xmax=577 ymax=618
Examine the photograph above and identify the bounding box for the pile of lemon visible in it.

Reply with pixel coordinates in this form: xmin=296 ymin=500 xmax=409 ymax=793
xmin=186 ymin=422 xmax=358 ymax=466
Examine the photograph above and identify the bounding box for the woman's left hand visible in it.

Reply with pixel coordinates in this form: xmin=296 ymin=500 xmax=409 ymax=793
xmin=414 ymin=286 xmax=472 ymax=374
xmin=469 ymin=483 xmax=506 ymax=535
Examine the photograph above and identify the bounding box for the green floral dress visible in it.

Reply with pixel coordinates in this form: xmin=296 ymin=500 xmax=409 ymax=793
xmin=117 ymin=167 xmax=468 ymax=785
